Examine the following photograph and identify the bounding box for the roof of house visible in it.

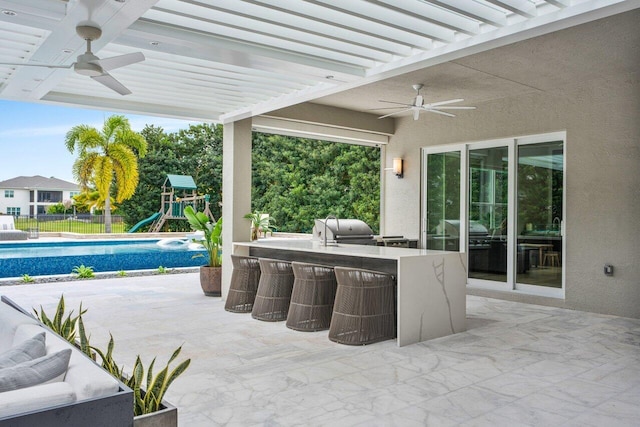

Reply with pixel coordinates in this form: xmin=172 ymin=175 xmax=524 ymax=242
xmin=0 ymin=176 xmax=79 ymax=190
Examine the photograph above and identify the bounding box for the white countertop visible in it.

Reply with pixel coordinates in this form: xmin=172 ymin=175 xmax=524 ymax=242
xmin=233 ymin=238 xmax=451 ymax=260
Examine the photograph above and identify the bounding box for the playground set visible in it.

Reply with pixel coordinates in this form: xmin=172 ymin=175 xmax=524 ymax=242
xmin=128 ymin=174 xmax=214 ymax=233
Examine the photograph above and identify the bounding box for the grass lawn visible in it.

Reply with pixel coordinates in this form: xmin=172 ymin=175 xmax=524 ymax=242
xmin=17 ymin=218 xmax=126 ymax=234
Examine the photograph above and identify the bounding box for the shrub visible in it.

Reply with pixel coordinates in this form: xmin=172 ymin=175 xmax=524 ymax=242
xmin=72 ymin=264 xmax=95 ymax=278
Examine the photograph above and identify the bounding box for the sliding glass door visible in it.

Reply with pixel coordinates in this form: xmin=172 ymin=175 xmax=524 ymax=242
xmin=468 ymin=146 xmax=509 ymax=282
xmin=421 ymin=133 xmax=565 ymax=297
xmin=516 ymin=140 xmax=564 ymax=289
xmin=423 ymin=147 xmax=465 ymax=251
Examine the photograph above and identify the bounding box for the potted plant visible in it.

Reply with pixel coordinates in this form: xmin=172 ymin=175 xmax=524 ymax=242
xmin=91 ymin=335 xmax=190 ymax=427
xmin=243 ymin=211 xmax=276 ymax=241
xmin=35 ymin=296 xmax=190 ymax=427
xmin=184 ymin=205 xmax=222 ymax=296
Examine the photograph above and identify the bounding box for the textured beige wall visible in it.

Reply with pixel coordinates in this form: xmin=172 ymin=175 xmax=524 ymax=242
xmin=383 ymin=71 xmax=640 ymax=318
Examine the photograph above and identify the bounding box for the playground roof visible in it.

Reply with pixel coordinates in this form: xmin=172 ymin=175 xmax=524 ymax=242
xmin=165 ymin=175 xmax=197 ymax=190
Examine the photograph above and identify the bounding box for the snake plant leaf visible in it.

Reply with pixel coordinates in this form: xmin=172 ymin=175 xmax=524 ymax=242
xmin=164 ymin=359 xmax=191 ymax=392
xmin=146 ymin=357 xmax=156 ymax=392
xmin=133 ymin=356 xmax=145 ymax=390
xmin=53 ymin=295 xmax=66 ymax=329
xmin=168 ymin=345 xmax=182 ymax=365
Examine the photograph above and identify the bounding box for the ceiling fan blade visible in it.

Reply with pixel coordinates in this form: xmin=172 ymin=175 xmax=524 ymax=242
xmin=378 ymin=108 xmax=412 ymax=119
xmin=0 ymin=62 xmax=72 ymax=69
xmin=426 ymin=109 xmax=456 ymax=117
xmin=94 ymin=52 xmax=144 ymax=71
xmin=426 ymin=98 xmax=465 ymax=107
xmin=413 ymin=108 xmax=420 ymax=120
xmin=377 ymin=100 xmax=414 ymax=107
xmin=415 ymin=94 xmax=423 ymax=107
xmin=91 ymin=72 xmax=132 ymax=95
xmin=431 ymin=106 xmax=476 ymax=110
xmin=369 ymin=106 xmax=413 ymax=111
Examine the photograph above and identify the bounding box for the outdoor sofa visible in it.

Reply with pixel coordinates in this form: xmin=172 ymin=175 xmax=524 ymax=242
xmin=0 ymin=296 xmax=133 ymax=427
xmin=0 ymin=216 xmax=27 ymax=241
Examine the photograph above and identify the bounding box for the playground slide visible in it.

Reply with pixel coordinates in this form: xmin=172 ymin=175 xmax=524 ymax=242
xmin=127 ymin=212 xmax=161 ymax=233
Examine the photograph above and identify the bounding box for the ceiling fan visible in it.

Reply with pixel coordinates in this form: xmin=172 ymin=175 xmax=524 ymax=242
xmin=0 ymin=25 xmax=144 ymax=96
xmin=373 ymin=84 xmax=476 ymax=120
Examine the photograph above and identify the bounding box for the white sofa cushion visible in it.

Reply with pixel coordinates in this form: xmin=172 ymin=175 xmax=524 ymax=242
xmin=0 ymin=382 xmax=77 ymax=418
xmin=13 ymin=324 xmax=121 ymax=400
xmin=0 ymin=349 xmax=71 ymax=393
xmin=0 ymin=333 xmax=46 ymax=368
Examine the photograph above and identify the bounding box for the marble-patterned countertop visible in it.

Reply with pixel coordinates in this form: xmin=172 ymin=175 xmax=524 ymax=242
xmin=233 ymin=238 xmax=451 ymax=260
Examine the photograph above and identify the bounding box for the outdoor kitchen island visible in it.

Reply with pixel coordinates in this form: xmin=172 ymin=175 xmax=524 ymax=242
xmin=232 ymin=239 xmax=467 ymax=347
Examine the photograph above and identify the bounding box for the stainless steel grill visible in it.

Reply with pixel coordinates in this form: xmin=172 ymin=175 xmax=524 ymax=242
xmin=313 ymin=219 xmax=375 ymax=245
xmin=438 ymin=220 xmax=490 ymax=248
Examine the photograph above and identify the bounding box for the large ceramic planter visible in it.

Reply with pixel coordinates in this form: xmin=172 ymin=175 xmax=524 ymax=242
xmin=133 ymin=399 xmax=177 ymax=427
xmin=200 ymin=265 xmax=222 ymax=296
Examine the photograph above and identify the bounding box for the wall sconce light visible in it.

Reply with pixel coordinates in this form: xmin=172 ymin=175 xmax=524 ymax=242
xmin=393 ymin=157 xmax=403 ymax=178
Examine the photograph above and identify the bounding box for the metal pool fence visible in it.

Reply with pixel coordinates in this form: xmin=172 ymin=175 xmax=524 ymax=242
xmin=13 ymin=214 xmax=126 ymax=235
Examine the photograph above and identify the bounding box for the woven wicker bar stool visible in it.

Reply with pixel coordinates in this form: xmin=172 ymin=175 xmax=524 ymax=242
xmin=224 ymin=255 xmax=261 ymax=313
xmin=328 ymin=267 xmax=396 ymax=345
xmin=286 ymin=262 xmax=337 ymax=332
xmin=251 ymin=258 xmax=295 ymax=322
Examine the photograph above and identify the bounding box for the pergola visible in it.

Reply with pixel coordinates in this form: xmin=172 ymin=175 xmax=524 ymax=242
xmin=1 ymin=1 xmax=633 ymax=122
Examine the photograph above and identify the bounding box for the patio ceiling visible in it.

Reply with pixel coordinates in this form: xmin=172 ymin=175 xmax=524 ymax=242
xmin=0 ymin=0 xmax=636 ymax=124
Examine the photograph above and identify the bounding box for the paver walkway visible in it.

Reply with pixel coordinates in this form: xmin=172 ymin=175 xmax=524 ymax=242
xmin=1 ymin=274 xmax=639 ymax=426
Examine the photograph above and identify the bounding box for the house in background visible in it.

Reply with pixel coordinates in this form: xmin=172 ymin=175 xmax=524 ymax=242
xmin=0 ymin=176 xmax=80 ymax=217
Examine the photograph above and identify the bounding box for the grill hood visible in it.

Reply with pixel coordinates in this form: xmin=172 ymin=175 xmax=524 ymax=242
xmin=313 ymin=219 xmax=374 ymax=243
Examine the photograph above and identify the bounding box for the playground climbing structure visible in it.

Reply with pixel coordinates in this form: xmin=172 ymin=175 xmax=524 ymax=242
xmin=148 ymin=174 xmax=214 ymax=232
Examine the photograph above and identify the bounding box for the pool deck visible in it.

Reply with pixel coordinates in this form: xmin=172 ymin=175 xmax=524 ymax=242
xmin=1 ymin=274 xmax=639 ymax=426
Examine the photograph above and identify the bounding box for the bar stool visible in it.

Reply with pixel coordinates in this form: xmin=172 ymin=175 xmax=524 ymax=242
xmin=286 ymin=262 xmax=337 ymax=332
xmin=251 ymin=258 xmax=294 ymax=321
xmin=543 ymin=251 xmax=561 ymax=267
xmin=328 ymin=267 xmax=396 ymax=345
xmin=225 ymin=255 xmax=261 ymax=313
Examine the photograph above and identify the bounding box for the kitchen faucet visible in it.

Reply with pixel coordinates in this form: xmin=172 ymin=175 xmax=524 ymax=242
xmin=553 ymin=217 xmax=561 ymax=234
xmin=322 ymin=215 xmax=339 ymax=246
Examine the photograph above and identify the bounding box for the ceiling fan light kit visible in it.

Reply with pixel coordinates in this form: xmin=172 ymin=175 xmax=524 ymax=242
xmin=0 ymin=24 xmax=144 ymax=96
xmin=375 ymin=84 xmax=476 ymax=120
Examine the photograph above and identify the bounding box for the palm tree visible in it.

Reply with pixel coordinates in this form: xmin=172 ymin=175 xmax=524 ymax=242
xmin=65 ymin=115 xmax=147 ymax=233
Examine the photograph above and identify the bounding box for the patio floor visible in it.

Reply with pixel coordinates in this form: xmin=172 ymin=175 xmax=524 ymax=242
xmin=1 ymin=273 xmax=639 ymax=426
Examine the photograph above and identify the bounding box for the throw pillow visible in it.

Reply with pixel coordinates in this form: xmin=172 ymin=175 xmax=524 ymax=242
xmin=0 ymin=333 xmax=46 ymax=369
xmin=0 ymin=348 xmax=71 ymax=393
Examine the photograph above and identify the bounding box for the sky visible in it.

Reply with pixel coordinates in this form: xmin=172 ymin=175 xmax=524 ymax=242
xmin=0 ymin=100 xmax=197 ymax=183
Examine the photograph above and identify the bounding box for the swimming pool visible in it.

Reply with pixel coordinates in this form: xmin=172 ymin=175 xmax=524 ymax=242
xmin=0 ymin=239 xmax=207 ymax=279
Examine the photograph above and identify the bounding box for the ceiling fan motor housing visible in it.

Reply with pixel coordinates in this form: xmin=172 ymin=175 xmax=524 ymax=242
xmin=76 ymin=25 xmax=102 ymax=41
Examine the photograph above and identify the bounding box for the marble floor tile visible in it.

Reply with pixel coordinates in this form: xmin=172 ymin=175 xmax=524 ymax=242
xmin=416 ymin=385 xmax=515 ymax=423
xmin=1 ymin=274 xmax=639 ymax=427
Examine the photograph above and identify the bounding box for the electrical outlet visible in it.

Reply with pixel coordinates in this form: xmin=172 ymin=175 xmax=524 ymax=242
xmin=604 ymin=264 xmax=614 ymax=276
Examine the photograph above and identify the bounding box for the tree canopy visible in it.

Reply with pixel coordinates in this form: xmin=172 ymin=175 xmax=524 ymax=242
xmin=65 ymin=115 xmax=147 ymax=232
xmin=118 ymin=123 xmax=379 ymax=234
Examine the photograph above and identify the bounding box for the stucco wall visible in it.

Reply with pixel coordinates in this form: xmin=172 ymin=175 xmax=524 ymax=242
xmin=0 ymin=189 xmax=30 ymax=215
xmin=383 ymin=71 xmax=640 ymax=318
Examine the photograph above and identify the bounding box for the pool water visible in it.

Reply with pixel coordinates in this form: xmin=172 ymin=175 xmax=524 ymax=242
xmin=0 ymin=239 xmax=207 ymax=279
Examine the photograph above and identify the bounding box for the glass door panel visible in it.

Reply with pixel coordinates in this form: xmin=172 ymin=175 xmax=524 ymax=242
xmin=516 ymin=141 xmax=564 ymax=288
xmin=468 ymin=147 xmax=509 ymax=282
xmin=425 ymin=151 xmax=461 ymax=251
